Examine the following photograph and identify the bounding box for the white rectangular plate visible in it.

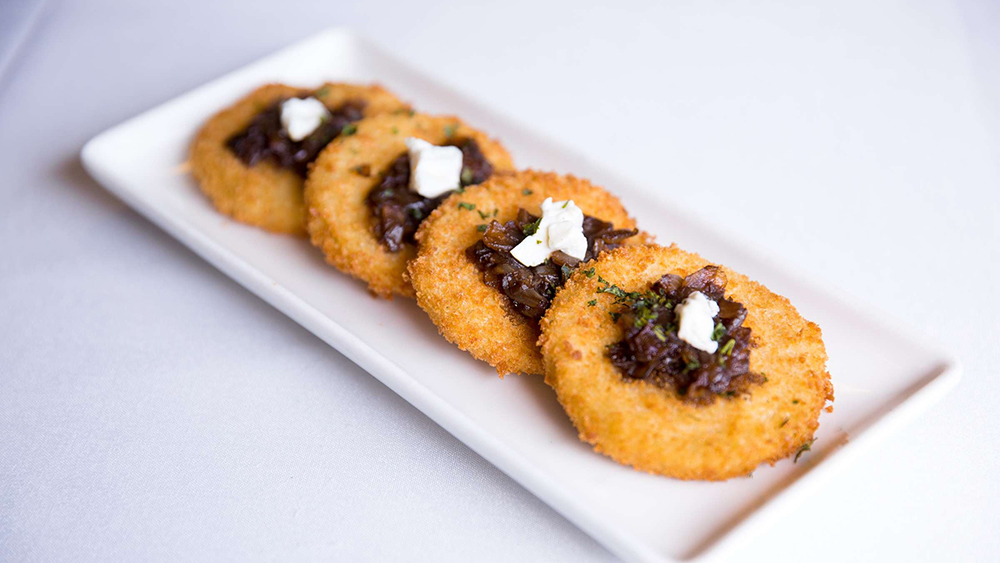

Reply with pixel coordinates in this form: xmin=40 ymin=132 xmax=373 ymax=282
xmin=80 ymin=29 xmax=960 ymax=563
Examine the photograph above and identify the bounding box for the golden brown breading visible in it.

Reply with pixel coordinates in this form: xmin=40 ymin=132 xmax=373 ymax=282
xmin=539 ymin=244 xmax=834 ymax=480
xmin=305 ymin=113 xmax=514 ymax=298
xmin=409 ymin=170 xmax=644 ymax=376
xmin=190 ymin=83 xmax=408 ymax=235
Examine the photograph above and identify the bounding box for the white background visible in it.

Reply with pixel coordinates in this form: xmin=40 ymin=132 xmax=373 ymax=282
xmin=1 ymin=0 xmax=998 ymax=561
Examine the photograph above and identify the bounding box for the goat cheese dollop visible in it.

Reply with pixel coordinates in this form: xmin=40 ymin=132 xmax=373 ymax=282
xmin=404 ymin=137 xmax=464 ymax=198
xmin=279 ymin=97 xmax=331 ymax=142
xmin=509 ymin=198 xmax=588 ymax=267
xmin=675 ymin=291 xmax=721 ymax=353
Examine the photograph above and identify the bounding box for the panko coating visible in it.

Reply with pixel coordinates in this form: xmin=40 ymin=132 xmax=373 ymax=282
xmin=539 ymin=244 xmax=834 ymax=480
xmin=190 ymin=83 xmax=409 ymax=235
xmin=409 ymin=170 xmax=644 ymax=376
xmin=304 ymin=113 xmax=514 ymax=298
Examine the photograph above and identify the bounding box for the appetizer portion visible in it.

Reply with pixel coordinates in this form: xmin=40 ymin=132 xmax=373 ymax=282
xmin=540 ymin=244 xmax=833 ymax=480
xmin=305 ymin=112 xmax=513 ymax=298
xmin=191 ymin=83 xmax=408 ymax=235
xmin=409 ymin=170 xmax=641 ymax=376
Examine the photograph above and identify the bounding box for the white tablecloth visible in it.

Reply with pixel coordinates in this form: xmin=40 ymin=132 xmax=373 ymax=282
xmin=2 ymin=0 xmax=998 ymax=561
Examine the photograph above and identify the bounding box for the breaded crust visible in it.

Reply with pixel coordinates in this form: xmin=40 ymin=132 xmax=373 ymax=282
xmin=305 ymin=113 xmax=514 ymax=298
xmin=539 ymin=244 xmax=834 ymax=480
xmin=409 ymin=170 xmax=643 ymax=376
xmin=190 ymin=83 xmax=409 ymax=235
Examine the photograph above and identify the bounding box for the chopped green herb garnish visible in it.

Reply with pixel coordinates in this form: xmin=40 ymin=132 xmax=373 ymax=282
xmin=562 ymin=201 xmax=569 ymax=208
xmin=522 ymin=189 xmax=533 ymax=195
xmin=478 ymin=209 xmax=490 ymax=219
xmin=653 ymin=325 xmax=668 ymax=342
xmin=792 ymin=399 xmax=800 ymax=404
xmin=724 ymin=390 xmax=736 ymax=397
xmin=522 ymin=217 xmax=542 ymax=236
xmin=685 ymin=359 xmax=701 ymax=371
xmin=341 ymin=123 xmax=357 ymax=136
xmin=458 ymin=202 xmax=476 ymax=211
xmin=444 ymin=124 xmax=458 ymax=137
xmin=610 ymin=312 xmax=621 ymax=323
xmin=314 ymin=85 xmax=330 ymax=97
xmin=583 ymin=268 xmax=595 ymax=278
xmin=711 ymin=322 xmax=726 ymax=342
xmin=407 ymin=208 xmax=424 ymax=220
xmin=587 ymin=299 xmax=597 ymax=307
xmin=454 ymin=186 xmax=465 ymax=194
xmin=561 ymin=264 xmax=574 ymax=279
xmin=391 ymin=126 xmax=399 ymax=135
xmin=477 ymin=224 xmax=488 ymax=232
xmin=719 ymin=338 xmax=735 ymax=355
xmin=492 ymin=209 xmax=498 ymax=217
xmin=779 ymin=418 xmax=789 ymax=428
xmin=461 ymin=167 xmax=473 ymax=185
xmin=794 ymin=439 xmax=815 ymax=463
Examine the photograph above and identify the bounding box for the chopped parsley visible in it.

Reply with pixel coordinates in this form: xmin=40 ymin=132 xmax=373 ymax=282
xmin=719 ymin=338 xmax=736 ymax=356
xmin=477 ymin=224 xmax=488 ymax=232
xmin=407 ymin=208 xmax=424 ymax=220
xmin=587 ymin=299 xmax=597 ymax=307
xmin=653 ymin=325 xmax=668 ymax=342
xmin=794 ymin=439 xmax=815 ymax=463
xmin=522 ymin=217 xmax=542 ymax=236
xmin=458 ymin=202 xmax=476 ymax=211
xmin=391 ymin=126 xmax=399 ymax=135
xmin=711 ymin=322 xmax=726 ymax=342
xmin=779 ymin=418 xmax=789 ymax=428
xmin=444 ymin=123 xmax=458 ymax=137
xmin=314 ymin=85 xmax=330 ymax=97
xmin=522 ymin=189 xmax=533 ymax=195
xmin=583 ymin=268 xmax=596 ymax=278
xmin=561 ymin=264 xmax=574 ymax=279
xmin=341 ymin=123 xmax=358 ymax=136
xmin=461 ymin=167 xmax=473 ymax=185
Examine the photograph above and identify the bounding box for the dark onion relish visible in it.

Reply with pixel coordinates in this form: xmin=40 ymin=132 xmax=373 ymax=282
xmin=604 ymin=266 xmax=763 ymax=404
xmin=466 ymin=209 xmax=637 ymax=319
xmin=366 ymin=138 xmax=493 ymax=252
xmin=226 ymin=96 xmax=365 ymax=177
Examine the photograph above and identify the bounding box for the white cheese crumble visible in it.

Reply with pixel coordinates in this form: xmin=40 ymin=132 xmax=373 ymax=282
xmin=509 ymin=198 xmax=588 ymax=267
xmin=280 ymin=97 xmax=331 ymax=142
xmin=405 ymin=137 xmax=464 ymax=198
xmin=675 ymin=291 xmax=721 ymax=353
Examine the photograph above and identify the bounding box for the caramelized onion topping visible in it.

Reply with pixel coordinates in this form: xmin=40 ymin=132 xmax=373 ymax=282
xmin=605 ymin=266 xmax=763 ymax=404
xmin=466 ymin=209 xmax=637 ymax=319
xmin=226 ymin=97 xmax=366 ymax=177
xmin=367 ymin=138 xmax=494 ymax=252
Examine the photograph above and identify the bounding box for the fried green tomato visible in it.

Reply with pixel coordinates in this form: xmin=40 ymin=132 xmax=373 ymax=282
xmin=305 ymin=113 xmax=514 ymax=298
xmin=408 ymin=170 xmax=642 ymax=376
xmin=190 ymin=83 xmax=408 ymax=235
xmin=539 ymin=244 xmax=834 ymax=480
